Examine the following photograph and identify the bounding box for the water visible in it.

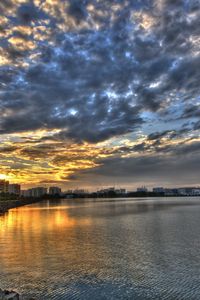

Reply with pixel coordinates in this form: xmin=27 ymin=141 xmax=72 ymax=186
xmin=0 ymin=197 xmax=200 ymax=299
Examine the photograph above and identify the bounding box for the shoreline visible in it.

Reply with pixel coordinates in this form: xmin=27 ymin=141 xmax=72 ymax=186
xmin=0 ymin=198 xmax=43 ymax=215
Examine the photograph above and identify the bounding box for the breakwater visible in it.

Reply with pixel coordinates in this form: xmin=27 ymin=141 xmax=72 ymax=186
xmin=0 ymin=288 xmax=35 ymax=299
xmin=0 ymin=288 xmax=20 ymax=300
xmin=0 ymin=198 xmax=42 ymax=214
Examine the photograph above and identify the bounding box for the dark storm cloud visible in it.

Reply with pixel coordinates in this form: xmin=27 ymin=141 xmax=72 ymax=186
xmin=148 ymin=130 xmax=172 ymax=141
xmin=16 ymin=2 xmax=44 ymax=24
xmin=193 ymin=120 xmax=200 ymax=130
xmin=67 ymin=0 xmax=88 ymax=21
xmin=181 ymin=104 xmax=200 ymax=119
xmin=74 ymin=140 xmax=200 ymax=185
xmin=147 ymin=127 xmax=192 ymax=141
xmin=0 ymin=0 xmax=200 ymax=144
xmin=0 ymin=145 xmax=18 ymax=153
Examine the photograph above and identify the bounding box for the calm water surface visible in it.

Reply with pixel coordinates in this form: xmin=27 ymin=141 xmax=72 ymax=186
xmin=0 ymin=197 xmax=200 ymax=299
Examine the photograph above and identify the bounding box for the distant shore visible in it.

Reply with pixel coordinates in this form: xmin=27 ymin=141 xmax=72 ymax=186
xmin=1 ymin=193 xmax=200 ymax=215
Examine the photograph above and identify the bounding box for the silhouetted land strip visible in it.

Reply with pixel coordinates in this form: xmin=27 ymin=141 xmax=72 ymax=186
xmin=61 ymin=191 xmax=200 ymax=198
xmin=1 ymin=190 xmax=199 ymax=215
xmin=0 ymin=198 xmax=43 ymax=214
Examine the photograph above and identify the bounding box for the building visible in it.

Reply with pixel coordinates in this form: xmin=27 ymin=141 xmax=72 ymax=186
xmin=137 ymin=186 xmax=148 ymax=192
xmin=31 ymin=187 xmax=47 ymax=197
xmin=21 ymin=187 xmax=47 ymax=198
xmin=65 ymin=190 xmax=73 ymax=194
xmin=96 ymin=187 xmax=126 ymax=196
xmin=97 ymin=187 xmax=115 ymax=193
xmin=153 ymin=187 xmax=164 ymax=194
xmin=49 ymin=186 xmax=62 ymax=195
xmin=73 ymin=189 xmax=87 ymax=195
xmin=115 ymin=189 xmax=126 ymax=195
xmin=20 ymin=190 xmax=30 ymax=197
xmin=177 ymin=188 xmax=187 ymax=196
xmin=0 ymin=180 xmax=9 ymax=193
xmin=177 ymin=187 xmax=200 ymax=196
xmin=8 ymin=184 xmax=21 ymax=195
xmin=191 ymin=188 xmax=200 ymax=196
xmin=164 ymin=188 xmax=178 ymax=196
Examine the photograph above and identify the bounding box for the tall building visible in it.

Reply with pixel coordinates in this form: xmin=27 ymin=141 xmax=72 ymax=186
xmin=49 ymin=186 xmax=62 ymax=195
xmin=8 ymin=184 xmax=21 ymax=195
xmin=0 ymin=180 xmax=9 ymax=193
xmin=21 ymin=187 xmax=47 ymax=198
xmin=31 ymin=187 xmax=47 ymax=197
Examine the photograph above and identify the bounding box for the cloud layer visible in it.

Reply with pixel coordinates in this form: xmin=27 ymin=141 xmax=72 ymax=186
xmin=0 ymin=0 xmax=200 ymax=188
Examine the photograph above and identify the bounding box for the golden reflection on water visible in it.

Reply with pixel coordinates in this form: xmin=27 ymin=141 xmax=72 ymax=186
xmin=0 ymin=204 xmax=91 ymax=231
xmin=0 ymin=201 xmax=111 ymax=283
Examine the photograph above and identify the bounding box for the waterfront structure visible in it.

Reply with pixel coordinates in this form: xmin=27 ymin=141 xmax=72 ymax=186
xmin=164 ymin=189 xmax=178 ymax=196
xmin=0 ymin=180 xmax=9 ymax=193
xmin=31 ymin=187 xmax=47 ymax=197
xmin=8 ymin=184 xmax=21 ymax=195
xmin=177 ymin=187 xmax=200 ymax=196
xmin=73 ymin=189 xmax=87 ymax=195
xmin=97 ymin=187 xmax=126 ymax=196
xmin=115 ymin=189 xmax=126 ymax=195
xmin=178 ymin=188 xmax=187 ymax=196
xmin=21 ymin=187 xmax=47 ymax=198
xmin=153 ymin=187 xmax=164 ymax=193
xmin=64 ymin=190 xmax=73 ymax=196
xmin=21 ymin=190 xmax=30 ymax=197
xmin=97 ymin=187 xmax=115 ymax=193
xmin=49 ymin=186 xmax=62 ymax=195
xmin=191 ymin=189 xmax=200 ymax=196
xmin=137 ymin=186 xmax=148 ymax=192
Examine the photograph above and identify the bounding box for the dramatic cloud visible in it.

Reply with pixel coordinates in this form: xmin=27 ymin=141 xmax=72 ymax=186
xmin=0 ymin=0 xmax=200 ymax=188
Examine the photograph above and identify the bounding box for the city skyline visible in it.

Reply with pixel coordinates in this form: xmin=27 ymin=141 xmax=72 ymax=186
xmin=2 ymin=178 xmax=200 ymax=196
xmin=0 ymin=1 xmax=200 ymax=189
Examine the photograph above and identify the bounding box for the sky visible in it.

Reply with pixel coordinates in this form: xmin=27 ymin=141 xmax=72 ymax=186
xmin=0 ymin=0 xmax=200 ymax=190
